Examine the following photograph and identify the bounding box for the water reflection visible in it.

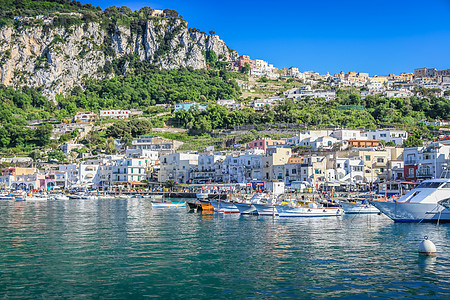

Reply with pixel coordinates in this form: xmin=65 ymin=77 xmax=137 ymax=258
xmin=0 ymin=199 xmax=449 ymax=298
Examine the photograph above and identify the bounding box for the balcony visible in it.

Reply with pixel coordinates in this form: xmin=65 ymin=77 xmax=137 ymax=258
xmin=417 ymin=171 xmax=433 ymax=177
xmin=374 ymin=161 xmax=387 ymax=167
xmin=404 ymin=159 xmax=417 ymax=165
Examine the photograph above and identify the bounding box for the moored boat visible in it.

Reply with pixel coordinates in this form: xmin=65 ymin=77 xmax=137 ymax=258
xmin=370 ymin=175 xmax=450 ymax=222
xmin=277 ymin=202 xmax=342 ymax=217
xmin=151 ymin=201 xmax=186 ymax=208
xmin=341 ymin=198 xmax=379 ymax=214
xmin=210 ymin=200 xmax=240 ymax=213
xmin=253 ymin=203 xmax=278 ymax=216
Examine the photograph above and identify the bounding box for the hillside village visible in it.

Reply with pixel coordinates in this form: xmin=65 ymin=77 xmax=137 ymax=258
xmin=1 ymin=2 xmax=450 ymax=193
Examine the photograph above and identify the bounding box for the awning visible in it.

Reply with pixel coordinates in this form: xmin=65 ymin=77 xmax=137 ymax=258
xmin=131 ymin=181 xmax=147 ymax=186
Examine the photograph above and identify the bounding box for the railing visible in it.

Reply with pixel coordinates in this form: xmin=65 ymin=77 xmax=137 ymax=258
xmin=417 ymin=171 xmax=433 ymax=177
xmin=404 ymin=160 xmax=417 ymax=165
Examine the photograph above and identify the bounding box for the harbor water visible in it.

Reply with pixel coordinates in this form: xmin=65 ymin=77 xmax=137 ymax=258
xmin=0 ymin=198 xmax=449 ymax=298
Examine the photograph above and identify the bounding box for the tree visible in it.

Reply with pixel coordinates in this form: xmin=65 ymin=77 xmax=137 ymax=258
xmin=241 ymin=62 xmax=251 ymax=74
xmin=209 ymin=30 xmax=215 ymax=35
xmin=48 ymin=150 xmax=65 ymax=162
xmin=165 ymin=179 xmax=175 ymax=191
xmin=34 ymin=123 xmax=53 ymax=146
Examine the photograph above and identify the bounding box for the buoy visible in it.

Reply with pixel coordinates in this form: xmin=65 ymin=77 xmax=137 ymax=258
xmin=418 ymin=236 xmax=437 ymax=256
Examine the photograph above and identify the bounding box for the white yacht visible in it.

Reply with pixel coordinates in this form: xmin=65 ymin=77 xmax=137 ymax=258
xmin=370 ymin=172 xmax=450 ymax=222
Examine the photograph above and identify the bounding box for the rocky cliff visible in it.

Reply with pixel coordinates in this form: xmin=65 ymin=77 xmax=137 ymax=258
xmin=0 ymin=18 xmax=238 ymax=100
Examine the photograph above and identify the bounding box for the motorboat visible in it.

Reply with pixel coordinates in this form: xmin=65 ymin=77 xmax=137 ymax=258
xmin=233 ymin=193 xmax=271 ymax=215
xmin=151 ymin=201 xmax=186 ymax=208
xmin=54 ymin=194 xmax=70 ymax=200
xmin=209 ymin=199 xmax=240 ymax=213
xmin=16 ymin=193 xmax=49 ymax=201
xmin=80 ymin=194 xmax=98 ymax=200
xmin=277 ymin=202 xmax=343 ymax=217
xmin=370 ymin=173 xmax=450 ymax=222
xmin=0 ymin=193 xmax=16 ymax=201
xmin=341 ymin=196 xmax=380 ymax=214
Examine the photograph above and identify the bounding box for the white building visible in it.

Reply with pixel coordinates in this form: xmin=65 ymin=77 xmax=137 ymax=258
xmin=111 ymin=158 xmax=148 ymax=186
xmin=100 ymin=110 xmax=131 ymax=119
xmin=330 ymin=129 xmax=365 ymax=141
xmin=193 ymin=152 xmax=226 ymax=183
xmin=334 ymin=157 xmax=365 ymax=183
xmin=222 ymin=150 xmax=264 ymax=183
xmin=404 ymin=143 xmax=450 ymax=181
xmin=364 ymin=129 xmax=408 ymax=145
xmin=158 ymin=153 xmax=199 ymax=184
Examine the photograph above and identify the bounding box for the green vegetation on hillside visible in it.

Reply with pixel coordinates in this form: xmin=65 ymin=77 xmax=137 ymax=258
xmin=173 ymin=93 xmax=450 ymax=133
xmin=0 ymin=0 xmax=181 ymax=29
xmin=58 ymin=64 xmax=241 ymax=112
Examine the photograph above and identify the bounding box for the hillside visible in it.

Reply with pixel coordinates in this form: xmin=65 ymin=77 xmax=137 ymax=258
xmin=0 ymin=0 xmax=238 ymax=99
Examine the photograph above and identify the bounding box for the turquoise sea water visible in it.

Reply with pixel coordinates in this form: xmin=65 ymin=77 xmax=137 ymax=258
xmin=0 ymin=198 xmax=449 ymax=299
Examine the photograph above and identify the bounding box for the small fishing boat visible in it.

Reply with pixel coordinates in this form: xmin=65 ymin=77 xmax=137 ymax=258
xmin=151 ymin=201 xmax=186 ymax=208
xmin=186 ymin=200 xmax=202 ymax=211
xmin=209 ymin=200 xmax=240 ymax=213
xmin=0 ymin=193 xmax=16 ymax=201
xmin=233 ymin=193 xmax=269 ymax=215
xmin=54 ymin=194 xmax=70 ymax=201
xmin=199 ymin=199 xmax=214 ymax=212
xmin=253 ymin=202 xmax=279 ymax=216
xmin=277 ymin=202 xmax=343 ymax=217
xmin=341 ymin=198 xmax=380 ymax=214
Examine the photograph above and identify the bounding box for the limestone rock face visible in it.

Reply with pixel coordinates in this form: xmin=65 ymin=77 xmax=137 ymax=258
xmin=0 ymin=18 xmax=238 ymax=100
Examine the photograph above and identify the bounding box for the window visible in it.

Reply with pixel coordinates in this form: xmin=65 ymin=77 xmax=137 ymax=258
xmin=365 ymin=156 xmax=370 ymax=161
xmin=292 ymin=169 xmax=297 ymax=174
xmin=377 ymin=158 xmax=384 ymax=163
xmin=417 ymin=182 xmax=443 ymax=189
xmin=441 ymin=182 xmax=450 ymax=189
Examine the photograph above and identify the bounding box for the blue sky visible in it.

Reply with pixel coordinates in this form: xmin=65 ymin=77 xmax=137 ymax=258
xmin=81 ymin=0 xmax=450 ymax=75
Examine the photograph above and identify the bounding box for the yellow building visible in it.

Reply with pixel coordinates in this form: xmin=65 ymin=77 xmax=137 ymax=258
xmin=263 ymin=148 xmax=292 ymax=180
xmin=358 ymin=147 xmax=403 ymax=182
xmin=1 ymin=167 xmax=36 ymax=176
xmin=370 ymin=76 xmax=388 ymax=84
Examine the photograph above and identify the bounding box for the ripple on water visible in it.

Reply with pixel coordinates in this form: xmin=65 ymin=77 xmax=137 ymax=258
xmin=0 ymin=199 xmax=449 ymax=298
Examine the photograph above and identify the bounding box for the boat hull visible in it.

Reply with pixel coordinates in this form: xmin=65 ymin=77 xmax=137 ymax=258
xmin=277 ymin=205 xmax=343 ymax=217
xmin=341 ymin=202 xmax=379 ymax=214
xmin=210 ymin=201 xmax=240 ymax=213
xmin=151 ymin=202 xmax=186 ymax=209
xmin=233 ymin=202 xmax=258 ymax=215
xmin=370 ymin=200 xmax=450 ymax=222
xmin=253 ymin=203 xmax=278 ymax=216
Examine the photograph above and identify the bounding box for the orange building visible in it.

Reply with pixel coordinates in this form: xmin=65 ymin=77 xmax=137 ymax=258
xmin=346 ymin=140 xmax=382 ymax=148
xmin=2 ymin=167 xmax=36 ymax=176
